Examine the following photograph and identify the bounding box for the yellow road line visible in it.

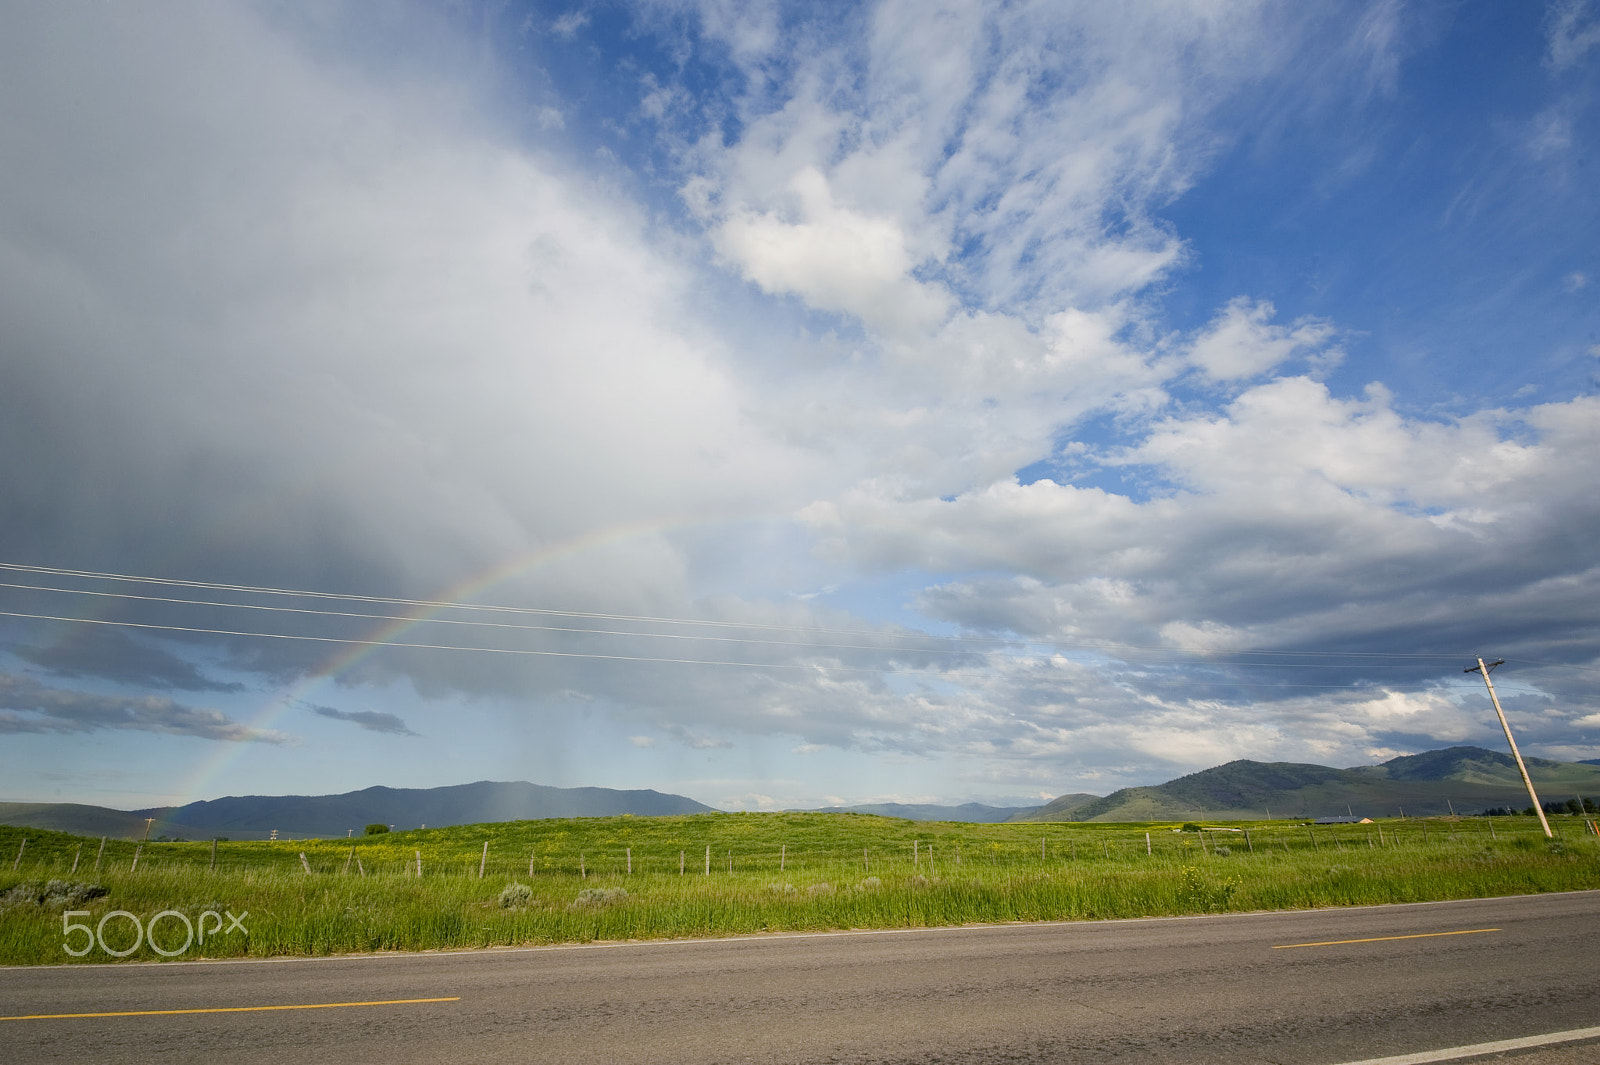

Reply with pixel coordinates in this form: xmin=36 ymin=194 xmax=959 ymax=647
xmin=0 ymin=996 xmax=460 ymax=1021
xmin=1273 ymin=928 xmax=1500 ymax=949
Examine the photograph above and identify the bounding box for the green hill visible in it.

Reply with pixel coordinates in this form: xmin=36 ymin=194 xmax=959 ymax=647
xmin=1014 ymin=747 xmax=1600 ymax=821
xmin=1003 ymin=793 xmax=1099 ymax=821
xmin=1351 ymin=746 xmax=1578 ymax=784
xmin=0 ymin=802 xmax=150 ymax=838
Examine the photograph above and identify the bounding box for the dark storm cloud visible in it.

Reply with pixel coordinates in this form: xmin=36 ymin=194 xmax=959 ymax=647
xmin=17 ymin=627 xmax=242 ymax=693
xmin=309 ymin=704 xmax=416 ymax=736
xmin=0 ymin=674 xmax=290 ymax=743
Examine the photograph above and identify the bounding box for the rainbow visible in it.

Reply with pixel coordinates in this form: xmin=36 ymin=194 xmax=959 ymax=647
xmin=171 ymin=509 xmax=771 ymax=805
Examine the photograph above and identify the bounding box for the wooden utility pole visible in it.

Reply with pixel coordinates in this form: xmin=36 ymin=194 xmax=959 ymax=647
xmin=1468 ymin=657 xmax=1552 ymax=838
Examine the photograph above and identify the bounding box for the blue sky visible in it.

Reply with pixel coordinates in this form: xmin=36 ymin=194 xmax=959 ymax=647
xmin=2 ymin=1 xmax=1598 ymax=813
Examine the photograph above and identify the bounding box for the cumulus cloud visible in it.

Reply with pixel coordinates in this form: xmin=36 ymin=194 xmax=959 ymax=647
xmin=714 ymin=167 xmax=951 ymax=335
xmin=1186 ymin=298 xmax=1338 ymax=381
xmin=0 ymin=674 xmax=292 ymax=743
xmin=803 ymin=382 xmax=1600 ymax=768
xmin=686 ymin=1 xmax=1272 ymax=324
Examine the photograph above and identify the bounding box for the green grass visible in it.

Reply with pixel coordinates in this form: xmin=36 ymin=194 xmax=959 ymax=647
xmin=2 ymin=813 xmax=1597 ymax=965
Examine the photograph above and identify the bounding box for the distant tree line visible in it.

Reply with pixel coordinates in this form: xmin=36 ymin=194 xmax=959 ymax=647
xmin=1481 ymin=798 xmax=1597 ymax=817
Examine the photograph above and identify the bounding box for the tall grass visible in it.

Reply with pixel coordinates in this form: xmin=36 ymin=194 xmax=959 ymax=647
xmin=2 ymin=813 xmax=1595 ymax=965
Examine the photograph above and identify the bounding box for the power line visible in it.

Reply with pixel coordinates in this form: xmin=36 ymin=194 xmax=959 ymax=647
xmin=0 ymin=609 xmax=988 ymax=678
xmin=8 ymin=563 xmax=1596 ymax=692
xmin=0 ymin=562 xmax=995 ymax=643
xmin=0 ymin=581 xmax=993 ymax=659
xmin=0 ymin=561 xmax=1506 ymax=665
xmin=0 ymin=609 xmax=1567 ymax=695
xmin=0 ymin=587 xmax=1516 ymax=679
xmin=1503 ymin=658 xmax=1600 ymax=675
xmin=0 ymin=580 xmax=1475 ymax=671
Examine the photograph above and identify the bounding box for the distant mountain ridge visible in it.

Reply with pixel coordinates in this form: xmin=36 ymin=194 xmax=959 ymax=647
xmin=8 ymin=746 xmax=1596 ymax=838
xmin=1013 ymin=747 xmax=1600 ymax=822
xmin=0 ymin=781 xmax=714 ymax=840
xmin=803 ymin=802 xmax=1045 ymax=823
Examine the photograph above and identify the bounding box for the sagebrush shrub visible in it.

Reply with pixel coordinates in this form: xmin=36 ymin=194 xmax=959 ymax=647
xmin=498 ymin=882 xmax=533 ymax=909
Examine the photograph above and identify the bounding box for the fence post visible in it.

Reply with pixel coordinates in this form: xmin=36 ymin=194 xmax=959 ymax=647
xmin=781 ymin=843 xmax=787 ymax=871
xmin=71 ymin=843 xmax=82 ymax=875
xmin=1145 ymin=832 xmax=1152 ymax=856
xmin=579 ymin=852 xmax=585 ymax=878
xmin=130 ymin=844 xmax=142 ymax=873
xmin=94 ymin=836 xmax=107 ymax=873
xmin=1244 ymin=830 xmax=1253 ymax=853
xmin=679 ymin=850 xmax=684 ymax=875
xmin=530 ymin=851 xmax=536 ymax=877
xmin=705 ymin=845 xmax=710 ymax=875
xmin=627 ymin=847 xmax=632 ymax=875
xmin=11 ymin=838 xmax=24 ymax=871
xmin=343 ymin=846 xmax=354 ymax=875
xmin=480 ymin=841 xmax=489 ymax=879
xmin=212 ymin=838 xmax=220 ymax=873
xmin=415 ymin=850 xmax=423 ymax=877
xmin=300 ymin=852 xmax=312 ymax=875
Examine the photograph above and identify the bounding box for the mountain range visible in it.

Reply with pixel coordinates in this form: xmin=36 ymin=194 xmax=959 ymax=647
xmin=4 ymin=746 xmax=1597 ymax=838
xmin=803 ymin=802 xmax=1049 ymax=823
xmin=0 ymin=782 xmax=713 ymax=840
xmin=1012 ymin=747 xmax=1600 ymax=822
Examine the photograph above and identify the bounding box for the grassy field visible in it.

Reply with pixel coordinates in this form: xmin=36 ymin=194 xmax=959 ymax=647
xmin=2 ymin=812 xmax=1597 ymax=965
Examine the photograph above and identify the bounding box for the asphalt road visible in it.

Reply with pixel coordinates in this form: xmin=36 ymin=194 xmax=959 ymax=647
xmin=4 ymin=891 xmax=1600 ymax=1064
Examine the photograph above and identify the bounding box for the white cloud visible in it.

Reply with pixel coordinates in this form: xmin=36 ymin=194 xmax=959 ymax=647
xmin=1528 ymin=108 xmax=1575 ymax=159
xmin=688 ymin=1 xmax=1255 ymax=326
xmin=551 ymin=11 xmax=590 ymax=39
xmin=1186 ymin=298 xmax=1338 ymax=381
xmin=1547 ymin=0 xmax=1600 ymax=70
xmin=714 ymin=166 xmax=951 ymax=335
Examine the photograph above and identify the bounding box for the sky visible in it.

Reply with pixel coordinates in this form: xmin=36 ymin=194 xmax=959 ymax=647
xmin=1 ymin=0 xmax=1598 ymax=813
